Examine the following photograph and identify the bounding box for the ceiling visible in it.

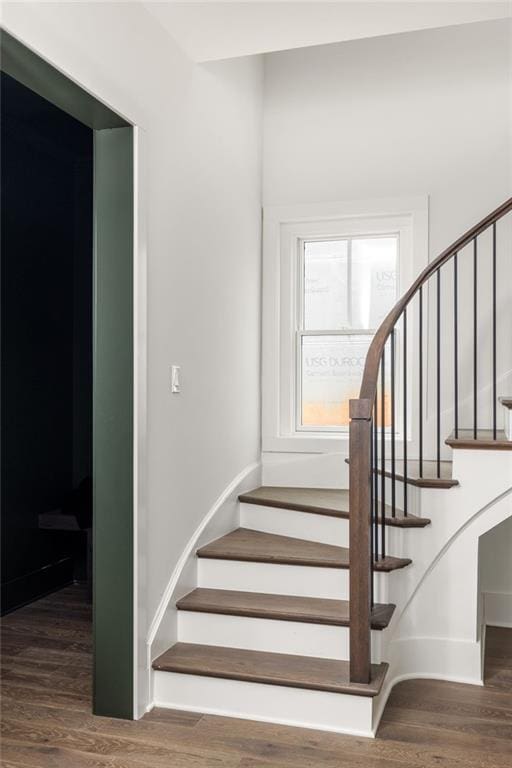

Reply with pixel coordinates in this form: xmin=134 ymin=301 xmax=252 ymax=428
xmin=143 ymin=1 xmax=512 ymax=62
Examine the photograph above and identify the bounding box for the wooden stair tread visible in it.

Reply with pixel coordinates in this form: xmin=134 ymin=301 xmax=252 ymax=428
xmin=239 ymin=487 xmax=351 ymax=517
xmin=446 ymin=429 xmax=512 ymax=450
xmin=239 ymin=486 xmax=429 ymax=527
xmin=379 ymin=460 xmax=458 ymax=488
xmin=197 ymin=529 xmax=411 ymax=572
xmin=153 ymin=642 xmax=388 ymax=697
xmin=345 ymin=458 xmax=458 ymax=488
xmin=177 ymin=588 xmax=395 ymax=629
xmin=499 ymin=397 xmax=512 ymax=409
xmin=383 ymin=511 xmax=430 ymax=527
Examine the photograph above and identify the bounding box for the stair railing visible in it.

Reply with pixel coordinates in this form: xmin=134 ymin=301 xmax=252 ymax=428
xmin=348 ymin=197 xmax=512 ymax=684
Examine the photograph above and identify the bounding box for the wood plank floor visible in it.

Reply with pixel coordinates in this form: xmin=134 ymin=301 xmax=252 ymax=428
xmin=1 ymin=584 xmax=511 ymax=767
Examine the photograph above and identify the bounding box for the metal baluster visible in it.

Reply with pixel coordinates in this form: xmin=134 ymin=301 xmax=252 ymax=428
xmin=454 ymin=253 xmax=459 ymax=439
xmin=373 ymin=398 xmax=379 ymax=562
xmin=403 ymin=308 xmax=408 ymax=517
xmin=370 ymin=413 xmax=374 ymax=607
xmin=380 ymin=350 xmax=386 ymax=560
xmin=473 ymin=238 xmax=478 ymax=440
xmin=492 ymin=223 xmax=497 ymax=440
xmin=419 ymin=287 xmax=423 ymax=478
xmin=437 ymin=268 xmax=441 ymax=478
xmin=391 ymin=331 xmax=396 ymax=518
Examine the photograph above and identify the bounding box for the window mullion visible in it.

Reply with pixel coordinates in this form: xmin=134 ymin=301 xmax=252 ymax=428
xmin=300 ymin=329 xmax=378 ymax=337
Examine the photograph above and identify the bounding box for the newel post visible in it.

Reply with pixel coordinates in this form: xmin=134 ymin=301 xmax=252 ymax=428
xmin=349 ymin=397 xmax=372 ymax=684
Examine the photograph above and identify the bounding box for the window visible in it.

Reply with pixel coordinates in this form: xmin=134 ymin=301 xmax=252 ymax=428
xmin=299 ymin=235 xmax=398 ymax=430
xmin=262 ymin=197 xmax=428 ymax=452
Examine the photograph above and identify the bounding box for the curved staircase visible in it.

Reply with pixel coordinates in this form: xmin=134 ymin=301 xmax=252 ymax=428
xmin=151 ymin=198 xmax=512 ymax=736
xmin=153 ymin=485 xmax=413 ymax=735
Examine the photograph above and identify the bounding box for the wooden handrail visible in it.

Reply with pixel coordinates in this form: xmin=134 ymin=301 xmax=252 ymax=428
xmin=348 ymin=196 xmax=512 ymax=685
xmin=358 ymin=197 xmax=512 ymax=404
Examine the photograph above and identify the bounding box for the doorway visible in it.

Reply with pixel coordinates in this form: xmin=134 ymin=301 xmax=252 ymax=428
xmin=0 ymin=30 xmax=136 ymax=719
xmin=1 ymin=71 xmax=93 ymax=615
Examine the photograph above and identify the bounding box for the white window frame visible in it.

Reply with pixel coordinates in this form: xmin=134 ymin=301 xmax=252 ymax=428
xmin=262 ymin=196 xmax=429 ymax=454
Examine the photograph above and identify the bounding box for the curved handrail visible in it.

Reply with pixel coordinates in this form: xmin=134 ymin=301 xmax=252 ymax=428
xmin=358 ymin=196 xmax=512 ymax=404
xmin=348 ymin=195 xmax=512 ymax=685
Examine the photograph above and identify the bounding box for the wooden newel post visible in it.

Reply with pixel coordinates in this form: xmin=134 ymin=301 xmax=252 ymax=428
xmin=349 ymin=397 xmax=372 ymax=684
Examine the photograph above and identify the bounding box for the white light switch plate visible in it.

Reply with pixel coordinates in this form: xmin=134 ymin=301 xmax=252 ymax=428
xmin=171 ymin=365 xmax=181 ymax=393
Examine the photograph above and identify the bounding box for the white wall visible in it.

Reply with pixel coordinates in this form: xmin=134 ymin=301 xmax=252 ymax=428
xmin=1 ymin=1 xmax=263 ymax=715
xmin=262 ymin=19 xmax=512 ymax=486
xmin=480 ymin=515 xmax=512 ymax=627
xmin=263 ymin=19 xmax=511 ymax=235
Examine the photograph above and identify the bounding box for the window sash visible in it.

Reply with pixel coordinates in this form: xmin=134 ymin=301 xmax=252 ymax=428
xmin=297 ymin=234 xmax=398 ymax=432
xmin=295 ymin=330 xmax=375 ymax=432
xmin=300 ymin=233 xmax=399 ymax=333
xmin=296 ymin=329 xmax=398 ymax=433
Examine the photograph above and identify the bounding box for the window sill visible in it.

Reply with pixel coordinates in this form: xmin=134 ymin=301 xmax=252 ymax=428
xmin=263 ymin=432 xmax=408 ymax=454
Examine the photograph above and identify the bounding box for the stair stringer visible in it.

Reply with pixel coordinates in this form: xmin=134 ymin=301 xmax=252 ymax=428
xmin=372 ymin=449 xmax=512 ymax=733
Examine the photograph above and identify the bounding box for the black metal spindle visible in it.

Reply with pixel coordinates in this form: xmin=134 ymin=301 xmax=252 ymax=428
xmin=391 ymin=331 xmax=396 ymax=517
xmin=370 ymin=414 xmax=374 ymax=607
xmin=373 ymin=398 xmax=379 ymax=562
xmin=454 ymin=253 xmax=459 ymax=439
xmin=437 ymin=268 xmax=441 ymax=478
xmin=380 ymin=351 xmax=386 ymax=560
xmin=473 ymin=238 xmax=478 ymax=439
xmin=492 ymin=223 xmax=497 ymax=440
xmin=403 ymin=308 xmax=408 ymax=517
xmin=419 ymin=287 xmax=423 ymax=478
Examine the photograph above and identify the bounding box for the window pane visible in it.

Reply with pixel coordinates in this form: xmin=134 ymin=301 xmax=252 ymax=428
xmin=351 ymin=237 xmax=398 ymax=329
xmin=304 ymin=240 xmax=349 ymax=330
xmin=300 ymin=334 xmax=392 ymax=428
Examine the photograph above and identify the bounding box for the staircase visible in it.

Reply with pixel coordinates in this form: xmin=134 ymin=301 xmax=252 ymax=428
xmin=151 ymin=198 xmax=512 ymax=736
xmin=152 ymin=486 xmax=408 ymax=734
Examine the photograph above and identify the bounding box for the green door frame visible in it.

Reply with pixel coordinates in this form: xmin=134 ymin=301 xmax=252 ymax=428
xmin=1 ymin=29 xmax=136 ymax=719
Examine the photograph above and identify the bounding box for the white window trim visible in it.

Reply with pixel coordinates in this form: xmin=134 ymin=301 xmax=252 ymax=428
xmin=262 ymin=196 xmax=429 ymax=454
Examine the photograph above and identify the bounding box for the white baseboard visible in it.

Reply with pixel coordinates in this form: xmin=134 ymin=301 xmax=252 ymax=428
xmin=371 ymin=635 xmax=484 ymax=734
xmin=483 ymin=591 xmax=512 ymax=628
xmin=384 ymin=635 xmax=483 ymax=691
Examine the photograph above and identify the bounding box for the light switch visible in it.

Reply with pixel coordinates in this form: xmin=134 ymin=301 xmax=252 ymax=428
xmin=171 ymin=365 xmax=181 ymax=393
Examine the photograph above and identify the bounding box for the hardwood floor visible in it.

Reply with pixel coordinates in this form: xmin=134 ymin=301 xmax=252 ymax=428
xmin=1 ymin=585 xmax=511 ymax=768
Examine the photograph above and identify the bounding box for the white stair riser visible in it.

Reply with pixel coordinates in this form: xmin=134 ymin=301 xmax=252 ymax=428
xmin=198 ymin=558 xmax=389 ymax=602
xmin=153 ymin=670 xmax=377 ymax=737
xmin=382 ymin=476 xmax=421 ymax=515
xmin=240 ymin=503 xmax=416 ymax=552
xmin=240 ymin=503 xmax=347 ymax=546
xmin=178 ymin=610 xmax=383 ymax=662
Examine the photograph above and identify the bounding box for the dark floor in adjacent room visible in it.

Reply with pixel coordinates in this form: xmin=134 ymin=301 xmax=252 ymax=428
xmin=1 ymin=584 xmax=511 ymax=767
